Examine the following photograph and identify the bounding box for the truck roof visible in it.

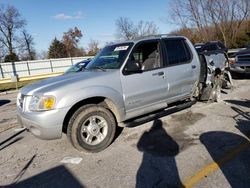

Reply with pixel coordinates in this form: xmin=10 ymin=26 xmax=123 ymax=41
xmin=107 ymin=34 xmax=188 ymax=46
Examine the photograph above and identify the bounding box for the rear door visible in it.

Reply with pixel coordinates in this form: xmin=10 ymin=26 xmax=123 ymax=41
xmin=162 ymin=38 xmax=197 ymax=101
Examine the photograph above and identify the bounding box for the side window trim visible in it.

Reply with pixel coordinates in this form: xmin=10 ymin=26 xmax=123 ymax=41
xmin=160 ymin=39 xmax=168 ymax=67
xmin=182 ymin=40 xmax=193 ymax=61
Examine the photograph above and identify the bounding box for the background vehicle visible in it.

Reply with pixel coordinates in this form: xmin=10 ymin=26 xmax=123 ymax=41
xmin=17 ymin=35 xmax=223 ymax=153
xmin=64 ymin=59 xmax=92 ymax=74
xmin=194 ymin=41 xmax=228 ymax=53
xmin=229 ymin=46 xmax=250 ymax=76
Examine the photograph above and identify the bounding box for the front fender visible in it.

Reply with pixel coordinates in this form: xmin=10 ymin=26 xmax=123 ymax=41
xmin=56 ymin=86 xmax=126 ymax=122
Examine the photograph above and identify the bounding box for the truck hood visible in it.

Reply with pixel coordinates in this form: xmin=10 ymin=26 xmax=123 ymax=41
xmin=21 ymin=70 xmax=119 ymax=95
xmin=235 ymin=48 xmax=250 ymax=56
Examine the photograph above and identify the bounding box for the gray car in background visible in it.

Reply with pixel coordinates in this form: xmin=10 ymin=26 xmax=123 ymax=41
xmin=17 ymin=35 xmax=201 ymax=152
xmin=230 ymin=46 xmax=250 ymax=75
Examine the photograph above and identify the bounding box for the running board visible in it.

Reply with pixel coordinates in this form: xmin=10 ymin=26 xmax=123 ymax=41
xmin=119 ymin=100 xmax=195 ymax=128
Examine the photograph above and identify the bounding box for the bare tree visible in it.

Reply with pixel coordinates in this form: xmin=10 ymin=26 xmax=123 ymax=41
xmin=115 ymin=17 xmax=137 ymax=40
xmin=37 ymin=50 xmax=48 ymax=60
xmin=0 ymin=5 xmax=26 ymax=58
xmin=19 ymin=30 xmax=36 ymax=60
xmin=205 ymin=0 xmax=250 ymax=46
xmin=171 ymin=0 xmax=215 ymax=42
xmin=170 ymin=0 xmax=250 ymax=47
xmin=115 ymin=17 xmax=158 ymax=40
xmin=74 ymin=47 xmax=86 ymax=57
xmin=87 ymin=40 xmax=100 ymax=56
xmin=0 ymin=43 xmax=6 ymax=62
xmin=62 ymin=27 xmax=83 ymax=57
xmin=136 ymin=21 xmax=158 ymax=37
xmin=170 ymin=27 xmax=200 ymax=44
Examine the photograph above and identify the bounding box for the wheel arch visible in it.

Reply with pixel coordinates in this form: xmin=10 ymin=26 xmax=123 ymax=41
xmin=62 ymin=96 xmax=123 ymax=133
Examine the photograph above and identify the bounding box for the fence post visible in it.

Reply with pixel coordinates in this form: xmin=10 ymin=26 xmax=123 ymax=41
xmin=11 ymin=61 xmax=17 ymax=76
xmin=27 ymin=61 xmax=31 ymax=75
xmin=71 ymin=57 xmax=73 ymax=65
xmin=49 ymin=59 xmax=53 ymax=72
xmin=0 ymin=64 xmax=4 ymax=78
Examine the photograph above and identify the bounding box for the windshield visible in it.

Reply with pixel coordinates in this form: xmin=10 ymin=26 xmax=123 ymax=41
xmin=86 ymin=43 xmax=133 ymax=70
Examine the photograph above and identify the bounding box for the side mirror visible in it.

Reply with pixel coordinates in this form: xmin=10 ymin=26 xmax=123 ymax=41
xmin=124 ymin=60 xmax=142 ymax=74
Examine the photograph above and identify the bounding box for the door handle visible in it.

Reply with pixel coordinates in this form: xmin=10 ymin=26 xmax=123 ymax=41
xmin=192 ymin=65 xmax=196 ymax=69
xmin=152 ymin=71 xmax=164 ymax=76
xmin=158 ymin=71 xmax=164 ymax=76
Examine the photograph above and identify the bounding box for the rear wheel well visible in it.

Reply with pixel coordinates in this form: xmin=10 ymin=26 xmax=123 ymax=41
xmin=62 ymin=97 xmax=118 ymax=133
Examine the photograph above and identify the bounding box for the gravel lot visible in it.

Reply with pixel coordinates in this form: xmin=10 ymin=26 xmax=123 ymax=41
xmin=0 ymin=78 xmax=250 ymax=188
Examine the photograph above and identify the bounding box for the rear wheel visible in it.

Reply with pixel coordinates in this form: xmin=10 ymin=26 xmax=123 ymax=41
xmin=212 ymin=84 xmax=221 ymax=102
xmin=67 ymin=105 xmax=116 ymax=152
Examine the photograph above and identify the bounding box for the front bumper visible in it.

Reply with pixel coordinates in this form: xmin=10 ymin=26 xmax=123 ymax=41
xmin=17 ymin=106 xmax=70 ymax=140
xmin=229 ymin=62 xmax=250 ymax=74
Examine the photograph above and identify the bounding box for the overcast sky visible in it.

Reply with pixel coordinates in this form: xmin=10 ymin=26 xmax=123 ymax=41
xmin=1 ymin=0 xmax=178 ymax=52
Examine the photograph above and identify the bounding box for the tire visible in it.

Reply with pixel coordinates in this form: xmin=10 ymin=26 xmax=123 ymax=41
xmin=210 ymin=80 xmax=221 ymax=102
xmin=208 ymin=75 xmax=222 ymax=102
xmin=67 ymin=104 xmax=116 ymax=152
xmin=222 ymin=79 xmax=231 ymax=89
xmin=213 ymin=84 xmax=221 ymax=102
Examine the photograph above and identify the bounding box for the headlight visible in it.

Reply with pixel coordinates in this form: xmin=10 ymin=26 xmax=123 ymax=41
xmin=228 ymin=58 xmax=236 ymax=65
xmin=29 ymin=95 xmax=56 ymax=111
xmin=17 ymin=92 xmax=25 ymax=108
xmin=17 ymin=92 xmax=21 ymax=106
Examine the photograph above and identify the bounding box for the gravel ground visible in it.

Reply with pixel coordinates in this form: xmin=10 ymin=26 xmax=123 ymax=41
xmin=0 ymin=78 xmax=250 ymax=188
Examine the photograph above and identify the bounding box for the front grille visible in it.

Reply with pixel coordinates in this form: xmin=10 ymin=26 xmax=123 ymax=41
xmin=237 ymin=55 xmax=250 ymax=62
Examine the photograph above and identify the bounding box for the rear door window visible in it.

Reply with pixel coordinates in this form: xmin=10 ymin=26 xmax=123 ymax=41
xmin=163 ymin=39 xmax=192 ymax=66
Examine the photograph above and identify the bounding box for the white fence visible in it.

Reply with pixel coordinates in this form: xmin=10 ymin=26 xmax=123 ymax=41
xmin=0 ymin=56 xmax=93 ymax=79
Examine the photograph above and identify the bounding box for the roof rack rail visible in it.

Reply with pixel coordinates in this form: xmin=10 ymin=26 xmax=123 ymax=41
xmin=135 ymin=34 xmax=170 ymax=40
xmin=134 ymin=34 xmax=187 ymax=40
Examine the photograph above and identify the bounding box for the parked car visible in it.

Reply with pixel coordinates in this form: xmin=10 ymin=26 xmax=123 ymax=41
xmin=194 ymin=41 xmax=228 ymax=53
xmin=227 ymin=48 xmax=246 ymax=58
xmin=17 ymin=35 xmax=223 ymax=152
xmin=64 ymin=59 xmax=92 ymax=74
xmin=229 ymin=46 xmax=250 ymax=75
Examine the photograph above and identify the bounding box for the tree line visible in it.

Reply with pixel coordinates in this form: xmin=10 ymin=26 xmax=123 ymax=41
xmin=170 ymin=0 xmax=250 ymax=48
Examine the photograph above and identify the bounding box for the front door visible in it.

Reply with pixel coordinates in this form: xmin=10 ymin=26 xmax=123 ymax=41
xmin=120 ymin=40 xmax=168 ymax=119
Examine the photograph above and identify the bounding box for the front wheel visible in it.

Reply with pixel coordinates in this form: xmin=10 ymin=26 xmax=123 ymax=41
xmin=67 ymin=105 xmax=116 ymax=152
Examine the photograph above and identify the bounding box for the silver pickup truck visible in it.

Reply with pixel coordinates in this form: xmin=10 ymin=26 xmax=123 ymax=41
xmin=17 ymin=35 xmax=202 ymax=152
